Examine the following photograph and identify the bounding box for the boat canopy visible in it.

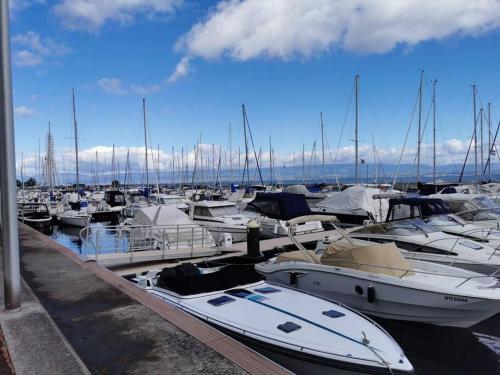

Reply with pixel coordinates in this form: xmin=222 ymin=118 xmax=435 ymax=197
xmin=283 ymin=184 xmax=325 ymax=199
xmin=386 ymin=198 xmax=450 ymax=221
xmin=134 ymin=205 xmax=195 ymax=226
xmin=276 ymin=250 xmax=321 ymax=264
xmin=320 ymin=240 xmax=414 ymax=277
xmin=247 ymin=192 xmax=312 ymax=220
xmin=318 ymin=185 xmax=389 ymax=222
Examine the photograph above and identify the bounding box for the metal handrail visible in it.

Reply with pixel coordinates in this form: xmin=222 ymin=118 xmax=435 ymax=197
xmin=79 ymin=223 xmax=223 ymax=258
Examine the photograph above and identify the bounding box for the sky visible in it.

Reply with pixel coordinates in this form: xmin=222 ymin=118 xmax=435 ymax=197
xmin=8 ymin=0 xmax=500 ymax=180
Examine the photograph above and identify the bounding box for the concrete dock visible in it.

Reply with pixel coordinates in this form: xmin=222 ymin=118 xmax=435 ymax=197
xmin=0 ymin=224 xmax=290 ymax=375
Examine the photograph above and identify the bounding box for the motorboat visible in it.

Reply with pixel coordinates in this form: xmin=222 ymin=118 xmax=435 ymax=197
xmin=344 ymin=218 xmax=500 ymax=275
xmin=58 ymin=209 xmax=91 ymax=228
xmin=129 ymin=205 xmax=217 ymax=250
xmin=311 ymin=185 xmax=404 ymax=225
xmin=429 ymin=193 xmax=500 ymax=230
xmin=151 ymin=193 xmax=188 ymax=211
xmin=18 ymin=202 xmax=53 ymax=232
xmin=190 ymin=200 xmax=251 ymax=243
xmin=245 ymin=192 xmax=323 ymax=238
xmin=256 ymin=216 xmax=500 ymax=327
xmin=283 ymin=184 xmax=326 ymax=205
xmin=134 ymin=262 xmax=414 ymax=374
xmin=386 ymin=197 xmax=500 ymax=251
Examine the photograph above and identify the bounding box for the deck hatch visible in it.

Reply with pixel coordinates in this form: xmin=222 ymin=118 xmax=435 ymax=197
xmin=207 ymin=296 xmax=235 ymax=306
xmin=226 ymin=289 xmax=253 ymax=298
xmin=277 ymin=322 xmax=301 ymax=333
xmin=322 ymin=310 xmax=345 ymax=318
xmin=254 ymin=287 xmax=281 ymax=294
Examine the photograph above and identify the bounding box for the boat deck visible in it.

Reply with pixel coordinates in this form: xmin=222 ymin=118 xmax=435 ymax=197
xmin=111 ymin=229 xmax=337 ymax=275
xmin=0 ymin=223 xmax=290 ymax=375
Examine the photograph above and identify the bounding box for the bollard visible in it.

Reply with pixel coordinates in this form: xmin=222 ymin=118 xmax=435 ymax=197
xmin=246 ymin=220 xmax=262 ymax=258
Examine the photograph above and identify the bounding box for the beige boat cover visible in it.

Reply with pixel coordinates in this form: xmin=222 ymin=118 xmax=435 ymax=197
xmin=276 ymin=250 xmax=321 ymax=264
xmin=320 ymin=240 xmax=414 ymax=277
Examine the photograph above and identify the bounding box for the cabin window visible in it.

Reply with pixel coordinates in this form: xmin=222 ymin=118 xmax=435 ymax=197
xmin=254 ymin=287 xmax=281 ymax=294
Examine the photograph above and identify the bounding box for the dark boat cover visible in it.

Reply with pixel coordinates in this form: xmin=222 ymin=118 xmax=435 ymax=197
xmin=247 ymin=192 xmax=312 ymax=220
xmin=386 ymin=197 xmax=450 ymax=222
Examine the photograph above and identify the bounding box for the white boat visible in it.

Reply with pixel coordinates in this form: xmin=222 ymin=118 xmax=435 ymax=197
xmin=245 ymin=192 xmax=323 ymax=238
xmin=58 ymin=209 xmax=91 ymax=228
xmin=190 ymin=200 xmax=251 ymax=243
xmin=344 ymin=218 xmax=500 ymax=275
xmin=135 ymin=262 xmax=413 ymax=374
xmin=387 ymin=197 xmax=500 ymax=252
xmin=130 ymin=205 xmax=216 ymax=250
xmin=256 ymin=218 xmax=500 ymax=327
xmin=428 ymin=193 xmax=500 ymax=230
xmin=311 ymin=185 xmax=403 ymax=225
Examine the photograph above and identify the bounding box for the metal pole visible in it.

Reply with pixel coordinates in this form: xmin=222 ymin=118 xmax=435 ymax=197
xmin=72 ymin=88 xmax=80 ymax=195
xmin=473 ymin=84 xmax=478 ymax=190
xmin=142 ymin=98 xmax=149 ymax=202
xmin=488 ymin=103 xmax=492 ymax=182
xmin=321 ymin=112 xmax=325 ymax=184
xmin=0 ymin=0 xmax=21 ymax=310
xmin=417 ymin=70 xmax=423 ymax=184
xmin=433 ymin=79 xmax=437 ymax=187
xmin=355 ymin=75 xmax=359 ymax=184
xmin=480 ymin=107 xmax=484 ymax=183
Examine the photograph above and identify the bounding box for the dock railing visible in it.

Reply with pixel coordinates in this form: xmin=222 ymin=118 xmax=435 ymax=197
xmin=79 ymin=223 xmax=227 ymax=265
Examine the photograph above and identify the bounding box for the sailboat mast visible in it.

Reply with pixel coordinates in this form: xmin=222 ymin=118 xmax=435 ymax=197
xmin=321 ymin=112 xmax=325 ymax=184
xmin=355 ymin=75 xmax=360 ymax=184
xmin=488 ymin=103 xmax=492 ymax=182
xmin=480 ymin=107 xmax=484 ymax=182
xmin=269 ymin=136 xmax=272 ymax=184
xmin=229 ymin=123 xmax=232 ymax=183
xmin=72 ymin=88 xmax=80 ymax=195
xmin=242 ymin=104 xmax=250 ymax=187
xmin=417 ymin=70 xmax=423 ymax=184
xmin=473 ymin=84 xmax=478 ymax=189
xmin=433 ymin=79 xmax=437 ymax=187
xmin=142 ymin=98 xmax=149 ymax=199
xmin=302 ymin=144 xmax=305 ymax=183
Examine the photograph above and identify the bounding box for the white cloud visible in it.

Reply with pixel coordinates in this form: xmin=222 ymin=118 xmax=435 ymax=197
xmin=53 ymin=0 xmax=183 ymax=32
xmin=97 ymin=77 xmax=163 ymax=96
xmin=171 ymin=0 xmax=500 ymax=80
xmin=14 ymin=106 xmax=37 ymax=117
xmin=9 ymin=0 xmax=45 ymax=13
xmin=11 ymin=31 xmax=71 ymax=67
xmin=168 ymin=56 xmax=190 ymax=83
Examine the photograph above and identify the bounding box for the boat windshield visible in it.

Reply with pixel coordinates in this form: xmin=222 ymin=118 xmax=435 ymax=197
xmin=424 ymin=214 xmax=465 ymax=227
xmin=473 ymin=197 xmax=500 ymax=209
xmin=458 ymin=209 xmax=500 ymax=222
xmin=354 ymin=219 xmax=437 ymax=236
xmin=209 ymin=206 xmax=239 ymax=216
xmin=160 ymin=197 xmax=181 ymax=204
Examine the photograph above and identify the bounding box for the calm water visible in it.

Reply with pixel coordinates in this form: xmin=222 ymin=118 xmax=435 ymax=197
xmin=49 ymin=225 xmax=500 ymax=375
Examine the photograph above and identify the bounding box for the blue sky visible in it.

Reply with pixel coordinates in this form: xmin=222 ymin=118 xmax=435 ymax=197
xmin=9 ymin=0 xmax=500 ymax=174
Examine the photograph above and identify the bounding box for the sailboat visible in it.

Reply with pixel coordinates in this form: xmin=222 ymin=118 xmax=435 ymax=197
xmin=58 ymin=89 xmax=91 ymax=228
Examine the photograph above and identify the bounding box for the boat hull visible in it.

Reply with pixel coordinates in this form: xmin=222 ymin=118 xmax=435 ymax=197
xmin=58 ymin=215 xmax=90 ymax=228
xmin=256 ymin=263 xmax=500 ymax=328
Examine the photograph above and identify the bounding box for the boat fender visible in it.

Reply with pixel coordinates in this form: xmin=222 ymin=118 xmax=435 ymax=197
xmin=288 ymin=271 xmax=304 ymax=286
xmin=355 ymin=285 xmax=363 ymax=295
xmin=367 ymin=286 xmax=376 ymax=303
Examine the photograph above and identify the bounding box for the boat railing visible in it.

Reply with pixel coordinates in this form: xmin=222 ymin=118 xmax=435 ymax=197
xmin=315 ymin=258 xmax=499 ymax=288
xmin=79 ymin=223 xmax=227 ymax=263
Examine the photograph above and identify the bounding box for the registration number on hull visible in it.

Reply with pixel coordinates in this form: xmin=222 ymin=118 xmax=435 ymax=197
xmin=444 ymin=295 xmax=468 ymax=303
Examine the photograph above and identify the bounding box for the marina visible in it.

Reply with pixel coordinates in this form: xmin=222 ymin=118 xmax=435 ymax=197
xmin=3 ymin=1 xmax=500 ymax=374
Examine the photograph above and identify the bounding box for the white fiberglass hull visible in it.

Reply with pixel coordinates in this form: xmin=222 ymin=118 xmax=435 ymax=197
xmin=144 ymin=281 xmax=413 ymax=374
xmin=58 ymin=212 xmax=91 ymax=228
xmin=256 ymin=260 xmax=500 ymax=328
